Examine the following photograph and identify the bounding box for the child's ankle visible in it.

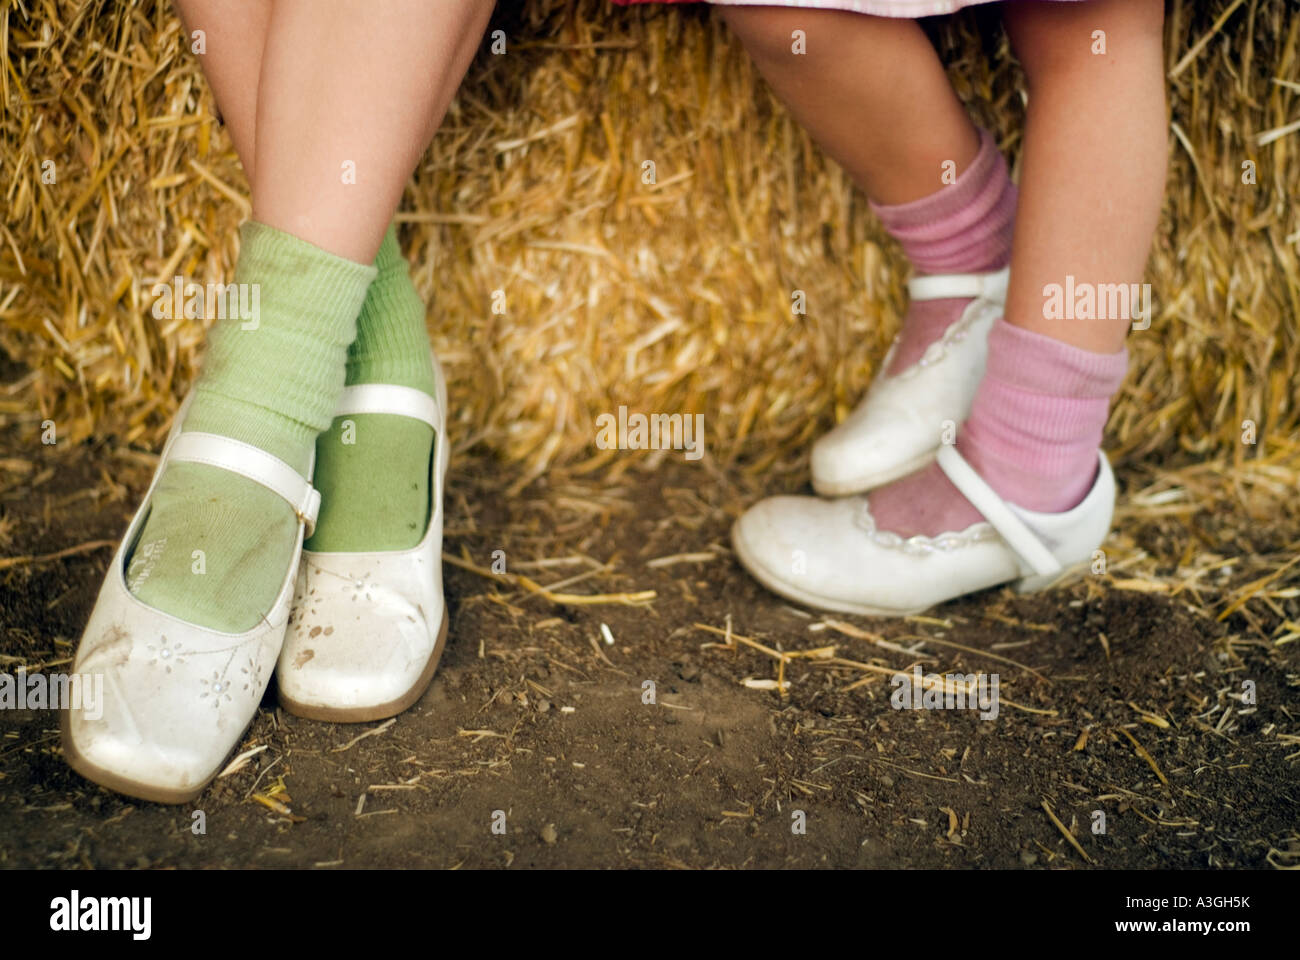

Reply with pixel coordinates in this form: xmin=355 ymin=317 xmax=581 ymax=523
xmin=959 ymin=320 xmax=1128 ymax=513
xmin=873 ymin=128 xmax=1016 ymax=375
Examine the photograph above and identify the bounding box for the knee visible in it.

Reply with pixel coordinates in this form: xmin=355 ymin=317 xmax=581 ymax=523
xmin=1014 ymin=0 xmax=1164 ymax=92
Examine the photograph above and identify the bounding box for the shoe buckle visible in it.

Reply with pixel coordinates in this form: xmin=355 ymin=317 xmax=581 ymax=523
xmin=297 ymin=486 xmax=322 ymax=538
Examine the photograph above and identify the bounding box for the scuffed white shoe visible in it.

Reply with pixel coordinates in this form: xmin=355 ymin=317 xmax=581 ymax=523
xmin=277 ymin=361 xmax=449 ymax=723
xmin=733 ymin=444 xmax=1114 ymax=617
xmin=811 ymin=268 xmax=1009 ymax=496
xmin=62 ymin=394 xmax=320 ymax=804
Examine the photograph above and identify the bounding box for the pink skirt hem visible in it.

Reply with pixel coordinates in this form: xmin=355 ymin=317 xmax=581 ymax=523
xmin=612 ymin=0 xmax=1083 ymax=17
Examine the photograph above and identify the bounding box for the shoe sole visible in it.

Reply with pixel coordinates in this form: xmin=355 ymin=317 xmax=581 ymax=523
xmin=732 ymin=522 xmax=1089 ymax=617
xmin=59 ymin=706 xmax=238 ymax=805
xmin=1013 ymin=560 xmax=1091 ymax=594
xmin=276 ymin=609 xmax=449 ymax=724
xmin=812 ymin=448 xmax=937 ymax=498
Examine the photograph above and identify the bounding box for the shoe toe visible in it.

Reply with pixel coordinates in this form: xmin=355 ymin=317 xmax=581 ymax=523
xmin=281 ymin=571 xmax=441 ymax=714
xmin=66 ymin=629 xmax=274 ymax=802
xmin=733 ymin=495 xmax=867 ymax=596
xmin=812 ymin=405 xmax=935 ymax=495
xmin=65 ymin=705 xmax=205 ymax=800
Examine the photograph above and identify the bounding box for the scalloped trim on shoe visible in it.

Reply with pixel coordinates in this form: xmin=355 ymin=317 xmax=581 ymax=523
xmin=876 ymin=267 xmax=1009 ymax=384
xmin=853 ymin=497 xmax=1001 ymax=555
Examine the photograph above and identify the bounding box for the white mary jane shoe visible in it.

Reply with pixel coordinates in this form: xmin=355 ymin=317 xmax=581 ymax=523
xmin=733 ymin=444 xmax=1114 ymax=617
xmin=277 ymin=361 xmax=449 ymax=723
xmin=62 ymin=396 xmax=320 ymax=804
xmin=811 ymin=267 xmax=1009 ymax=496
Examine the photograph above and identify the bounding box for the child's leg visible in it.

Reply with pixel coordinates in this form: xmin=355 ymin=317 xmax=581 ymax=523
xmin=868 ymin=0 xmax=1166 ymax=537
xmin=251 ymin=0 xmax=491 ymax=263
xmin=720 ymin=6 xmax=980 ymax=204
xmin=173 ymin=0 xmax=269 ymax=174
xmin=720 ymin=5 xmax=1016 ymax=376
xmin=131 ymin=1 xmax=492 ymax=632
xmin=314 ymin=15 xmax=487 ymax=553
xmin=1000 ymin=0 xmax=1167 ymax=353
xmin=173 ymin=1 xmax=484 ymax=555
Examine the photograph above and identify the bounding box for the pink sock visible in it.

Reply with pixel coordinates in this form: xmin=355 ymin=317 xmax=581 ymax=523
xmin=868 ymin=319 xmax=1129 ymax=538
xmin=871 ymin=128 xmax=1017 ymax=376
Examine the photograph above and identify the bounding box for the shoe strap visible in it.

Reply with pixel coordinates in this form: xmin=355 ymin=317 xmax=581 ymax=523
xmin=908 ymin=267 xmax=1009 ymax=304
xmin=935 ymin=443 xmax=1062 ymax=578
xmin=167 ymin=432 xmax=322 ymax=538
xmin=334 ymin=384 xmax=442 ymax=433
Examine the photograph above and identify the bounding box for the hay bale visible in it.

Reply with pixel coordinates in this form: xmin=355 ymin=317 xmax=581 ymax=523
xmin=1 ymin=0 xmax=1297 ymax=497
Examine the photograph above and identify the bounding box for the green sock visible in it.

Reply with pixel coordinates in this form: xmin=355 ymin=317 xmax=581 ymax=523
xmin=305 ymin=224 xmax=438 ymax=554
xmin=127 ymin=222 xmax=377 ymax=633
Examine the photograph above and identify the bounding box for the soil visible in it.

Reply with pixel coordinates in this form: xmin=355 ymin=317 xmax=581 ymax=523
xmin=1 ymin=393 xmax=1297 ymax=870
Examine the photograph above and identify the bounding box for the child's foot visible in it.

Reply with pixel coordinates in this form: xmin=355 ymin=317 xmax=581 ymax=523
xmin=278 ymin=226 xmax=449 ymax=722
xmin=867 ymin=319 xmax=1129 ymax=538
xmin=811 ymin=267 xmax=1006 ymax=495
xmin=735 ymin=319 xmax=1129 ymax=615
xmin=128 ymin=224 xmax=373 ymax=632
xmin=733 ymin=443 xmax=1116 ymax=616
xmin=810 ymin=128 xmax=1017 ymax=496
xmin=303 ymin=228 xmax=438 ymax=556
xmin=877 ymin=129 xmax=1016 ymax=374
xmin=279 ymin=374 xmax=448 ymax=722
xmin=63 ymin=223 xmax=375 ymax=802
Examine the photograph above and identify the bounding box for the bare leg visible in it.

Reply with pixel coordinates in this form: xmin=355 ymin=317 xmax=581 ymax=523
xmin=1002 ymin=0 xmax=1167 ymax=352
xmin=719 ymin=5 xmax=1015 ymax=379
xmin=720 ymin=5 xmax=980 ymax=203
xmin=252 ymin=0 xmax=493 ymax=263
xmin=174 ymin=0 xmax=271 ymax=179
xmin=175 ymin=0 xmax=488 ymax=196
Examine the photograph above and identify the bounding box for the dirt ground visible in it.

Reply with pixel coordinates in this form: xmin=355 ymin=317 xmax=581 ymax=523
xmin=2 ymin=373 xmax=1298 ymax=869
